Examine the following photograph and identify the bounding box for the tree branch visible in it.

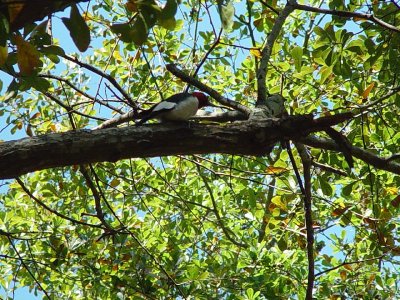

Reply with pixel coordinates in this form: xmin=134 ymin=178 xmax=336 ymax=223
xmin=293 ymin=2 xmax=400 ymax=33
xmin=0 ymin=113 xmax=353 ymax=179
xmin=195 ymin=163 xmax=248 ymax=248
xmin=315 ymin=254 xmax=386 ymax=277
xmin=15 ymin=178 xmax=103 ymax=228
xmin=43 ymin=91 xmax=106 ymax=122
xmin=39 ymin=74 xmax=124 ymax=114
xmin=93 ymin=109 xmax=248 ymax=130
xmin=312 ymin=161 xmax=348 ymax=177
xmin=0 ymin=114 xmax=352 ymax=179
xmin=301 ymin=135 xmax=400 ymax=175
xmin=256 ymin=1 xmax=295 ymax=105
xmin=0 ymin=0 xmax=89 ymax=31
xmin=61 ymin=54 xmax=137 ymax=109
xmin=295 ymin=143 xmax=314 ymax=300
xmin=8 ymin=237 xmax=51 ymax=299
xmin=80 ymin=166 xmax=112 ymax=230
xmin=166 ymin=64 xmax=252 ymax=116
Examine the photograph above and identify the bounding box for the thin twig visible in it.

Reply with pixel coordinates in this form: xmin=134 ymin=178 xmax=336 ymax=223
xmin=315 ymin=254 xmax=386 ymax=277
xmin=166 ymin=64 xmax=252 ymax=115
xmin=311 ymin=161 xmax=348 ymax=177
xmin=8 ymin=237 xmax=51 ymax=299
xmin=15 ymin=178 xmax=103 ymax=229
xmin=195 ymin=162 xmax=248 ymax=248
xmin=80 ymin=166 xmax=112 ymax=230
xmin=259 ymin=0 xmax=280 ymax=15
xmin=300 ymin=135 xmax=400 ymax=175
xmin=293 ymin=2 xmax=400 ymax=33
xmin=355 ymin=85 xmax=400 ymax=113
xmin=189 ymin=28 xmax=223 ymax=92
xmin=81 ymin=166 xmax=186 ymax=297
xmin=61 ymin=54 xmax=137 ymax=108
xmin=43 ymin=91 xmax=106 ymax=121
xmin=39 ymin=74 xmax=124 ymax=114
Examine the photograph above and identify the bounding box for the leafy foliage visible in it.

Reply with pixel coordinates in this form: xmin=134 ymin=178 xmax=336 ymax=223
xmin=1 ymin=0 xmax=400 ymax=299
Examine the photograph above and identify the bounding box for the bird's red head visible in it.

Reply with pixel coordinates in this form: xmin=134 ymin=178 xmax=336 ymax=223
xmin=192 ymin=92 xmax=209 ymax=108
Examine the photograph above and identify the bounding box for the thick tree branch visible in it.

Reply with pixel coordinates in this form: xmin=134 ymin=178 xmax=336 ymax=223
xmin=0 ymin=0 xmax=89 ymax=31
xmin=295 ymin=143 xmax=314 ymax=300
xmin=93 ymin=108 xmax=248 ymax=130
xmin=166 ymin=64 xmax=252 ymax=115
xmin=0 ymin=113 xmax=353 ymax=179
xmin=256 ymin=1 xmax=295 ymax=105
xmin=301 ymin=136 xmax=400 ymax=175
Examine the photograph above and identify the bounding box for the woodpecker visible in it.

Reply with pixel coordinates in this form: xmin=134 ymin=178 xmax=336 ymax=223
xmin=136 ymin=92 xmax=209 ymax=125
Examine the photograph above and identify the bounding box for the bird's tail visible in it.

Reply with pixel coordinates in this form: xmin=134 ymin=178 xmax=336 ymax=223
xmin=135 ymin=109 xmax=160 ymax=126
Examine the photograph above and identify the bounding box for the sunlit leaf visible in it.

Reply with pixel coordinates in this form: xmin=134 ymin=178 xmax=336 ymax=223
xmin=291 ymin=46 xmax=303 ymax=72
xmin=15 ymin=35 xmax=40 ymax=75
xmin=250 ymin=48 xmax=262 ymax=58
xmin=265 ymin=166 xmax=288 ymax=174
xmin=218 ymin=0 xmax=235 ymax=31
xmin=361 ymin=82 xmax=375 ymax=99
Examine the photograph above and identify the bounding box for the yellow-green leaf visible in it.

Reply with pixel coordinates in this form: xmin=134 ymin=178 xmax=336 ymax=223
xmin=0 ymin=45 xmax=8 ymax=66
xmin=218 ymin=0 xmax=235 ymax=31
xmin=271 ymin=196 xmax=287 ymax=211
xmin=291 ymin=46 xmax=303 ymax=72
xmin=250 ymin=48 xmax=262 ymax=58
xmin=15 ymin=35 xmax=40 ymax=75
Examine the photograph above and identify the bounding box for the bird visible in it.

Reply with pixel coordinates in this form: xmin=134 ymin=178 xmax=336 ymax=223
xmin=136 ymin=92 xmax=209 ymax=125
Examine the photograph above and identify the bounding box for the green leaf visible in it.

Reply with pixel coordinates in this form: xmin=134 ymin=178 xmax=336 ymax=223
xmin=159 ymin=0 xmax=177 ymax=20
xmin=0 ymin=12 xmax=9 ymax=47
xmin=157 ymin=0 xmax=178 ymax=30
xmin=21 ymin=76 xmax=50 ymax=92
xmin=218 ymin=0 xmax=235 ymax=31
xmin=110 ymin=22 xmax=135 ymax=43
xmin=291 ymin=46 xmax=303 ymax=72
xmin=319 ymin=177 xmax=333 ymax=196
xmin=41 ymin=45 xmax=65 ymax=63
xmin=313 ymin=26 xmax=325 ymax=37
xmin=131 ymin=15 xmax=149 ymax=46
xmin=111 ymin=15 xmax=151 ymax=45
xmin=342 ymin=182 xmax=356 ymax=197
xmin=319 ymin=65 xmax=333 ymax=84
xmin=158 ymin=17 xmax=177 ymax=30
xmin=62 ymin=5 xmax=91 ymax=52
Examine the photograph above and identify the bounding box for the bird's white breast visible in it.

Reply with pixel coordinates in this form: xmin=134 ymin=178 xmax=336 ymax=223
xmin=161 ymin=96 xmax=199 ymax=121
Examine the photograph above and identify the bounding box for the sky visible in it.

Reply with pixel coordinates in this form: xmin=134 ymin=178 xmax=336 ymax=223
xmin=0 ymin=8 xmax=75 ymax=300
xmin=0 ymin=1 xmax=378 ymax=298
